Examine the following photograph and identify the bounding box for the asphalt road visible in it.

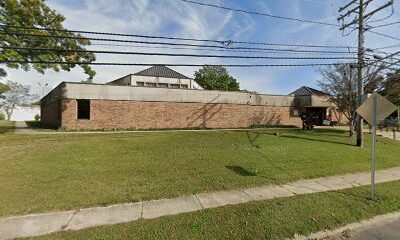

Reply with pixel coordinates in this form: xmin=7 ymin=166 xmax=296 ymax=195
xmin=350 ymin=218 xmax=400 ymax=240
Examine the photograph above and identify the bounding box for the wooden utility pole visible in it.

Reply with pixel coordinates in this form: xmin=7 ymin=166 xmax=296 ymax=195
xmin=356 ymin=0 xmax=365 ymax=147
xmin=338 ymin=0 xmax=394 ymax=147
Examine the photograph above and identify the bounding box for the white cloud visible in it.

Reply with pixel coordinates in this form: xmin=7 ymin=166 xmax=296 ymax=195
xmin=3 ymin=0 xmax=399 ymax=96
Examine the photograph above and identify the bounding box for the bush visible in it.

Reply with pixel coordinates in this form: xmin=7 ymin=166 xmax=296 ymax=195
xmin=34 ymin=113 xmax=40 ymax=122
xmin=0 ymin=112 xmax=5 ymax=120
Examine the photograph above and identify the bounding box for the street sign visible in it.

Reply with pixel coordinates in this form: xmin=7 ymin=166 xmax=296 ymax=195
xmin=356 ymin=92 xmax=397 ymax=201
xmin=356 ymin=92 xmax=397 ymax=125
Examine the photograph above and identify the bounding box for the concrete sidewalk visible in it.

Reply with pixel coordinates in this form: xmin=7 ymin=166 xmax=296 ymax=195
xmin=1 ymin=167 xmax=400 ymax=240
xmin=14 ymin=127 xmax=300 ymax=135
xmin=14 ymin=121 xmax=36 ymax=134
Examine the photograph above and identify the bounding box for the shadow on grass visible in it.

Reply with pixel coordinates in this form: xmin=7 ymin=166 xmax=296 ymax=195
xmin=226 ymin=166 xmax=257 ymax=176
xmin=325 ymin=188 xmax=374 ymax=202
xmin=25 ymin=121 xmax=57 ymax=131
xmin=0 ymin=120 xmax=15 ymax=134
xmin=245 ymin=131 xmax=261 ymax=148
xmin=244 ymin=130 xmax=355 ymax=147
xmin=278 ymin=134 xmax=355 ymax=147
xmin=225 ymin=165 xmax=282 ymax=183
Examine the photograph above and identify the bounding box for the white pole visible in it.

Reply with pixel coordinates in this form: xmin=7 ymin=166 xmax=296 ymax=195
xmin=371 ymin=94 xmax=377 ymax=201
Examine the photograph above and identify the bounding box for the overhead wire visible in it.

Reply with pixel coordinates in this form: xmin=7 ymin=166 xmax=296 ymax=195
xmin=0 ymin=24 xmax=354 ymax=49
xmin=0 ymin=60 xmax=352 ymax=68
xmin=0 ymin=46 xmax=358 ymax=60
xmin=89 ymin=43 xmax=357 ymax=55
xmin=0 ymin=31 xmax=358 ymax=54
xmin=180 ymin=0 xmax=339 ymax=27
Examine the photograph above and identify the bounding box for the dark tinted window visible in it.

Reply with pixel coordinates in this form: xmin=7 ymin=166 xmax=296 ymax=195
xmin=77 ymin=99 xmax=90 ymax=120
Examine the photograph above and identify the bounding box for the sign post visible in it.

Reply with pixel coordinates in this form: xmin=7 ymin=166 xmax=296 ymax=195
xmin=370 ymin=94 xmax=376 ymax=201
xmin=356 ymin=92 xmax=397 ymax=201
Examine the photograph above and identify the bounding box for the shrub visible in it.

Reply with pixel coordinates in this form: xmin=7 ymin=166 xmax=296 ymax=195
xmin=0 ymin=112 xmax=5 ymax=120
xmin=34 ymin=113 xmax=40 ymax=122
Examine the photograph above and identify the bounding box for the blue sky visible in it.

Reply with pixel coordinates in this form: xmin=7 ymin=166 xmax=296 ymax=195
xmin=4 ymin=0 xmax=400 ymax=96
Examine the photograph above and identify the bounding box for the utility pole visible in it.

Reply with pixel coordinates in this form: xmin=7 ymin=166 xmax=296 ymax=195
xmin=356 ymin=0 xmax=365 ymax=147
xmin=338 ymin=0 xmax=394 ymax=147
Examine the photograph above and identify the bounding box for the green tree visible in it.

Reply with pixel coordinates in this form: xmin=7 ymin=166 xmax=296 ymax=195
xmin=194 ymin=66 xmax=240 ymax=91
xmin=0 ymin=69 xmax=9 ymax=96
xmin=0 ymin=82 xmax=9 ymax=96
xmin=380 ymin=70 xmax=400 ymax=106
xmin=318 ymin=63 xmax=384 ymax=136
xmin=0 ymin=0 xmax=96 ymax=81
xmin=0 ymin=81 xmax=37 ymax=120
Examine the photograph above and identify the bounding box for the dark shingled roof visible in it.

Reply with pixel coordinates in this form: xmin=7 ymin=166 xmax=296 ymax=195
xmin=133 ymin=65 xmax=190 ymax=79
xmin=289 ymin=86 xmax=328 ymax=96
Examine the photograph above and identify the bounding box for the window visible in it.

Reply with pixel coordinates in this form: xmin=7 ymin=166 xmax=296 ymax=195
xmin=170 ymin=84 xmax=180 ymax=88
xmin=146 ymin=82 xmax=157 ymax=87
xmin=77 ymin=99 xmax=90 ymax=120
xmin=180 ymin=84 xmax=188 ymax=89
xmin=157 ymin=83 xmax=168 ymax=88
xmin=136 ymin=81 xmax=144 ymax=86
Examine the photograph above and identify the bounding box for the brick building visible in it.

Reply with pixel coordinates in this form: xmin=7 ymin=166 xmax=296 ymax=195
xmin=41 ymin=67 xmax=338 ymax=130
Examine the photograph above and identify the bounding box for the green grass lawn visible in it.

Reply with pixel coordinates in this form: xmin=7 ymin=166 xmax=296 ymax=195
xmin=31 ymin=181 xmax=400 ymax=240
xmin=0 ymin=128 xmax=399 ymax=217
xmin=0 ymin=120 xmax=14 ymax=133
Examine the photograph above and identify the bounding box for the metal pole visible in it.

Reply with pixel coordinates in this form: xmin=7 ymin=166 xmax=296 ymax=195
xmin=356 ymin=0 xmax=365 ymax=147
xmin=371 ymin=94 xmax=377 ymax=201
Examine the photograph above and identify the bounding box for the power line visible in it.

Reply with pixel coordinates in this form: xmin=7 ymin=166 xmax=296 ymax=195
xmin=0 ymin=46 xmax=357 ymax=60
xmin=90 ymin=43 xmax=356 ymax=55
xmin=364 ymin=50 xmax=400 ymax=67
xmin=368 ymin=29 xmax=400 ymax=41
xmin=0 ymin=24 xmax=355 ymax=49
xmin=0 ymin=32 xmax=358 ymax=54
xmin=0 ymin=60 xmax=350 ymax=67
xmin=372 ymin=44 xmax=400 ymax=50
xmin=180 ymin=0 xmax=339 ymax=27
xmin=370 ymin=21 xmax=400 ymax=29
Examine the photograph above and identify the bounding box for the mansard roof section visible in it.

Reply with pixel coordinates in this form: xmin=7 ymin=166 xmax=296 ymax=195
xmin=133 ymin=65 xmax=191 ymax=79
xmin=290 ymin=86 xmax=328 ymax=96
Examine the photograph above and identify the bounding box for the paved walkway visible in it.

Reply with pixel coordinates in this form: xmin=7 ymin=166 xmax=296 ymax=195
xmin=15 ymin=127 xmax=300 ymax=135
xmin=1 ymin=167 xmax=400 ymax=240
xmin=13 ymin=121 xmax=36 ymax=134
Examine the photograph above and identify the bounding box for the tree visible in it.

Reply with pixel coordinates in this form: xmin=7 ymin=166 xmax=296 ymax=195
xmin=0 ymin=82 xmax=9 ymax=96
xmin=379 ymin=70 xmax=400 ymax=106
xmin=0 ymin=81 xmax=37 ymax=120
xmin=0 ymin=69 xmax=9 ymax=97
xmin=194 ymin=66 xmax=240 ymax=91
xmin=0 ymin=0 xmax=96 ymax=81
xmin=318 ymin=63 xmax=384 ymax=136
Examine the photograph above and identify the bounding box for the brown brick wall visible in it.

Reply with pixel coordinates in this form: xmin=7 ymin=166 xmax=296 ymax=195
xmin=41 ymin=101 xmax=61 ymax=127
xmin=59 ymin=99 xmax=302 ymax=130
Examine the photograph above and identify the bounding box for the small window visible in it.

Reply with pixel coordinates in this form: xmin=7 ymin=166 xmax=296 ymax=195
xmin=77 ymin=99 xmax=90 ymax=120
xmin=180 ymin=84 xmax=188 ymax=89
xmin=136 ymin=81 xmax=144 ymax=86
xmin=157 ymin=83 xmax=168 ymax=88
xmin=170 ymin=84 xmax=180 ymax=88
xmin=146 ymin=82 xmax=157 ymax=87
